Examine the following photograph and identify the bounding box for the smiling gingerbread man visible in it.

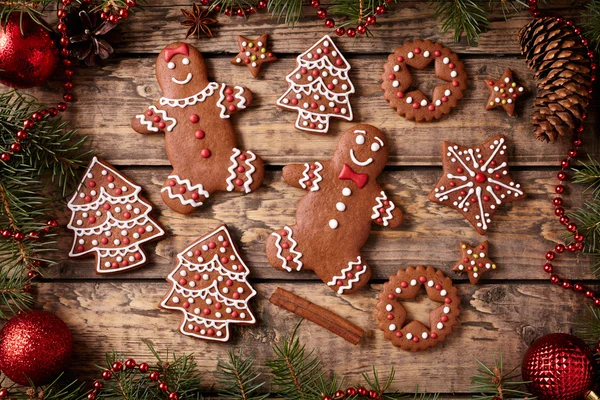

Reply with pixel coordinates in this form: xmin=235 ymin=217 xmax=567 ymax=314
xmin=131 ymin=42 xmax=264 ymax=214
xmin=266 ymin=124 xmax=403 ymax=294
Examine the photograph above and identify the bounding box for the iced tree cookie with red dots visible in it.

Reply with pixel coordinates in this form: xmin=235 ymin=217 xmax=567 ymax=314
xmin=452 ymin=241 xmax=497 ymax=284
xmin=485 ymin=68 xmax=526 ymax=117
xmin=231 ymin=34 xmax=277 ymax=78
xmin=376 ymin=266 xmax=460 ymax=351
xmin=276 ymin=35 xmax=355 ymax=134
xmin=131 ymin=42 xmax=264 ymax=215
xmin=266 ymin=124 xmax=403 ymax=295
xmin=381 ymin=40 xmax=468 ymax=122
xmin=160 ymin=225 xmax=256 ymax=342
xmin=428 ymin=135 xmax=525 ymax=235
xmin=67 ymin=157 xmax=165 ymax=274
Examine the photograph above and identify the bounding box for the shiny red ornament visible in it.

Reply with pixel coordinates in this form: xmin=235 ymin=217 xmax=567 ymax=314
xmin=346 ymin=28 xmax=356 ymax=37
xmin=0 ymin=13 xmax=59 ymax=89
xmin=522 ymin=333 xmax=596 ymax=400
xmin=0 ymin=310 xmax=73 ymax=386
xmin=356 ymin=24 xmax=367 ymax=34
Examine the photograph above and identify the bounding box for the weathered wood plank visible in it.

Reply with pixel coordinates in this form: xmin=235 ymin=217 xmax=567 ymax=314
xmin=37 ymin=281 xmax=585 ymax=393
xmin=50 ymin=168 xmax=594 ymax=281
xmin=96 ymin=0 xmax=586 ymax=55
xmin=21 ymin=56 xmax=598 ymax=167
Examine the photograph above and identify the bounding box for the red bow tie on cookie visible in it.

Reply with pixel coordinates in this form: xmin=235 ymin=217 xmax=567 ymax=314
xmin=339 ymin=164 xmax=368 ymax=189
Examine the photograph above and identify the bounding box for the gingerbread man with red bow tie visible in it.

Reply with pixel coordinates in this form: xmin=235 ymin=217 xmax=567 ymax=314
xmin=266 ymin=124 xmax=403 ymax=295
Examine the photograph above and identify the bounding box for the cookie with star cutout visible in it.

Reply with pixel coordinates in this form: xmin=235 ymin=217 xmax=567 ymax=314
xmin=266 ymin=124 xmax=403 ymax=295
xmin=428 ymin=135 xmax=525 ymax=235
xmin=485 ymin=68 xmax=526 ymax=117
xmin=376 ymin=266 xmax=460 ymax=351
xmin=452 ymin=241 xmax=497 ymax=284
xmin=231 ymin=34 xmax=277 ymax=78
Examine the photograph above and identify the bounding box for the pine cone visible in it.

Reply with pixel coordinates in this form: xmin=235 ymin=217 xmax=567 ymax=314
xmin=518 ymin=17 xmax=593 ymax=142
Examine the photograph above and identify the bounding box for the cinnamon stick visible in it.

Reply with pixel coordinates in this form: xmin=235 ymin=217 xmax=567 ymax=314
xmin=269 ymin=287 xmax=364 ymax=345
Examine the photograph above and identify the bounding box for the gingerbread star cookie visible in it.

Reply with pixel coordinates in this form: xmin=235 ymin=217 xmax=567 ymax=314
xmin=231 ymin=34 xmax=276 ymax=78
xmin=485 ymin=68 xmax=526 ymax=117
xmin=452 ymin=241 xmax=497 ymax=284
xmin=428 ymin=135 xmax=525 ymax=235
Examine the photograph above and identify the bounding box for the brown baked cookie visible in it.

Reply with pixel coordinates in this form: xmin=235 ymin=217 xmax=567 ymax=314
xmin=160 ymin=225 xmax=256 ymax=342
xmin=131 ymin=42 xmax=265 ymax=215
xmin=376 ymin=266 xmax=460 ymax=351
xmin=452 ymin=241 xmax=497 ymax=284
xmin=266 ymin=124 xmax=403 ymax=295
xmin=67 ymin=156 xmax=165 ymax=274
xmin=428 ymin=135 xmax=525 ymax=235
xmin=485 ymin=68 xmax=526 ymax=117
xmin=381 ymin=39 xmax=468 ymax=122
xmin=231 ymin=34 xmax=277 ymax=78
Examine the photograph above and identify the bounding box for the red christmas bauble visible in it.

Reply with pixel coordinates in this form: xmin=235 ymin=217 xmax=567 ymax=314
xmin=0 ymin=13 xmax=59 ymax=89
xmin=0 ymin=310 xmax=73 ymax=386
xmin=522 ymin=333 xmax=596 ymax=400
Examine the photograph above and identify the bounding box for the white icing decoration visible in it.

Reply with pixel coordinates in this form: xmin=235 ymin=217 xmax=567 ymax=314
xmin=272 ymin=226 xmax=303 ymax=272
xmin=159 ymin=82 xmax=219 ymax=108
xmin=161 ymin=175 xmax=210 ymax=208
xmin=135 ymin=105 xmax=177 ymax=133
xmin=225 ymin=148 xmax=258 ymax=193
xmin=298 ymin=162 xmax=324 ymax=192
xmin=329 ymin=219 xmax=339 ymax=229
xmin=371 ymin=191 xmax=395 ymax=226
xmin=326 ymin=256 xmax=367 ymax=294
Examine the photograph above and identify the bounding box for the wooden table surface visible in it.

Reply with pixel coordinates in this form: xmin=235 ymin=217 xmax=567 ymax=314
xmin=10 ymin=0 xmax=600 ymax=396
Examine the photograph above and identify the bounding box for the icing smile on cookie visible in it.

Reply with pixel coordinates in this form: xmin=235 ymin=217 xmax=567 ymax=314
xmin=172 ymin=72 xmax=193 ymax=85
xmin=350 ymin=149 xmax=373 ymax=167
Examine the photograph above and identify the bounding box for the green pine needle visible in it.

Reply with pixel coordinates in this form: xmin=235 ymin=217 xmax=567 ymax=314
xmin=469 ymin=352 xmax=533 ymax=399
xmin=0 ymin=0 xmax=53 ymax=31
xmin=582 ymin=0 xmax=600 ymax=52
xmin=217 ymin=348 xmax=269 ymax=400
xmin=575 ymin=305 xmax=600 ymax=344
xmin=267 ymin=0 xmax=303 ymax=27
xmin=431 ymin=0 xmax=489 ymax=44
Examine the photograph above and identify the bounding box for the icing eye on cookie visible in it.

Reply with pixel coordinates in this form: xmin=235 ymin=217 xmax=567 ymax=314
xmin=371 ymin=137 xmax=384 ymax=152
xmin=356 ymin=135 xmax=365 ymax=145
xmin=167 ymin=62 xmax=176 ymax=69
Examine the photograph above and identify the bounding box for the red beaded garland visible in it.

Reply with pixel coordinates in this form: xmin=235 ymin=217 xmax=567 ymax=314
xmin=323 ymin=386 xmax=380 ymax=400
xmin=527 ymin=1 xmax=597 ymax=305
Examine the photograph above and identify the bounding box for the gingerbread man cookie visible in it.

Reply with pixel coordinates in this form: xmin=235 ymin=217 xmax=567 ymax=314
xmin=428 ymin=135 xmax=525 ymax=235
xmin=376 ymin=266 xmax=460 ymax=351
xmin=131 ymin=42 xmax=265 ymax=214
xmin=266 ymin=124 xmax=403 ymax=295
xmin=381 ymin=40 xmax=468 ymax=122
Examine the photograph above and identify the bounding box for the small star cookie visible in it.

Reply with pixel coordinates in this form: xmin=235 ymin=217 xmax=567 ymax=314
xmin=231 ymin=34 xmax=277 ymax=78
xmin=452 ymin=241 xmax=497 ymax=284
xmin=485 ymin=68 xmax=526 ymax=117
xmin=428 ymin=135 xmax=525 ymax=235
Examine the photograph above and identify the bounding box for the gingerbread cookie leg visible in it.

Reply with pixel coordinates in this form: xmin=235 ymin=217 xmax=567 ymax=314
xmin=225 ymin=148 xmax=265 ymax=193
xmin=161 ymin=174 xmax=210 ymax=214
xmin=267 ymin=226 xmax=304 ymax=273
xmin=322 ymin=255 xmax=371 ymax=295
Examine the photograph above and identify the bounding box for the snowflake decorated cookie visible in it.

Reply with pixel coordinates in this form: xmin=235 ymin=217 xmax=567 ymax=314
xmin=428 ymin=135 xmax=525 ymax=235
xmin=276 ymin=35 xmax=354 ymax=134
xmin=376 ymin=266 xmax=460 ymax=351
xmin=67 ymin=157 xmax=165 ymax=274
xmin=452 ymin=241 xmax=497 ymax=284
xmin=230 ymin=34 xmax=277 ymax=78
xmin=160 ymin=225 xmax=256 ymax=342
xmin=381 ymin=39 xmax=468 ymax=122
xmin=485 ymin=68 xmax=526 ymax=117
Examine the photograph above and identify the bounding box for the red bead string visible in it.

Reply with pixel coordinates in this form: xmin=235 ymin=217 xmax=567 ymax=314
xmin=197 ymin=0 xmax=267 ymax=18
xmin=312 ymin=0 xmax=389 ymax=37
xmin=89 ymin=359 xmax=180 ymax=400
xmin=322 ymin=386 xmax=382 ymax=400
xmin=0 ymin=219 xmax=58 ymax=242
xmin=527 ymin=0 xmax=599 ymax=304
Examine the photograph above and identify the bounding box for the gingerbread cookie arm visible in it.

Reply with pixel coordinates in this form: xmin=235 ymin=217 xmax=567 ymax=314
xmin=282 ymin=162 xmax=326 ymax=191
xmin=131 ymin=102 xmax=176 ymax=135
xmin=371 ymin=190 xmax=403 ymax=228
xmin=216 ymin=84 xmax=253 ymax=118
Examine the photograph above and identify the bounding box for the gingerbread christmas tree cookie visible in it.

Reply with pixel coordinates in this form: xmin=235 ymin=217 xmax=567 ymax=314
xmin=276 ymin=35 xmax=354 ymax=134
xmin=485 ymin=68 xmax=526 ymax=117
xmin=160 ymin=225 xmax=256 ymax=341
xmin=428 ymin=135 xmax=525 ymax=235
xmin=452 ymin=241 xmax=497 ymax=284
xmin=67 ymin=157 xmax=165 ymax=274
xmin=231 ymin=34 xmax=276 ymax=78
xmin=376 ymin=266 xmax=460 ymax=352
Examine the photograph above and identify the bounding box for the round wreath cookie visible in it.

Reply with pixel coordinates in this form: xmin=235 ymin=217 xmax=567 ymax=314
xmin=376 ymin=266 xmax=460 ymax=351
xmin=381 ymin=40 xmax=468 ymax=122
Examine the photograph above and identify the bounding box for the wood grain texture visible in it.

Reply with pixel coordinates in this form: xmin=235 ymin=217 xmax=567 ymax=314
xmin=23 ymin=56 xmax=598 ymax=167
xmin=37 ymin=281 xmax=584 ymax=392
xmin=50 ymin=168 xmax=593 ymax=281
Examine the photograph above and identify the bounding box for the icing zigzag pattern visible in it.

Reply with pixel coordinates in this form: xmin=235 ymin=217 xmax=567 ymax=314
xmin=327 ymin=257 xmax=368 ymax=295
xmin=272 ymin=226 xmax=303 ymax=272
xmin=372 ymin=191 xmax=396 ymax=226
xmin=161 ymin=175 xmax=210 ymax=207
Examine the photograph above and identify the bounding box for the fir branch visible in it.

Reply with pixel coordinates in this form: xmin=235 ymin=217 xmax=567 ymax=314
xmin=328 ymin=0 xmax=393 ymax=30
xmin=469 ymin=352 xmax=533 ymax=400
xmin=575 ymin=305 xmax=600 ymax=344
xmin=209 ymin=0 xmax=255 ymax=15
xmin=572 ymin=156 xmax=600 ymax=195
xmin=583 ymin=0 xmax=600 ymax=53
xmin=0 ymin=0 xmax=52 ymax=30
xmin=267 ymin=321 xmax=324 ymax=400
xmin=267 ymin=0 xmax=302 ymax=27
xmin=217 ymin=348 xmax=268 ymax=400
xmin=0 ymin=374 xmax=86 ymax=400
xmin=431 ymin=0 xmax=488 ymax=44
